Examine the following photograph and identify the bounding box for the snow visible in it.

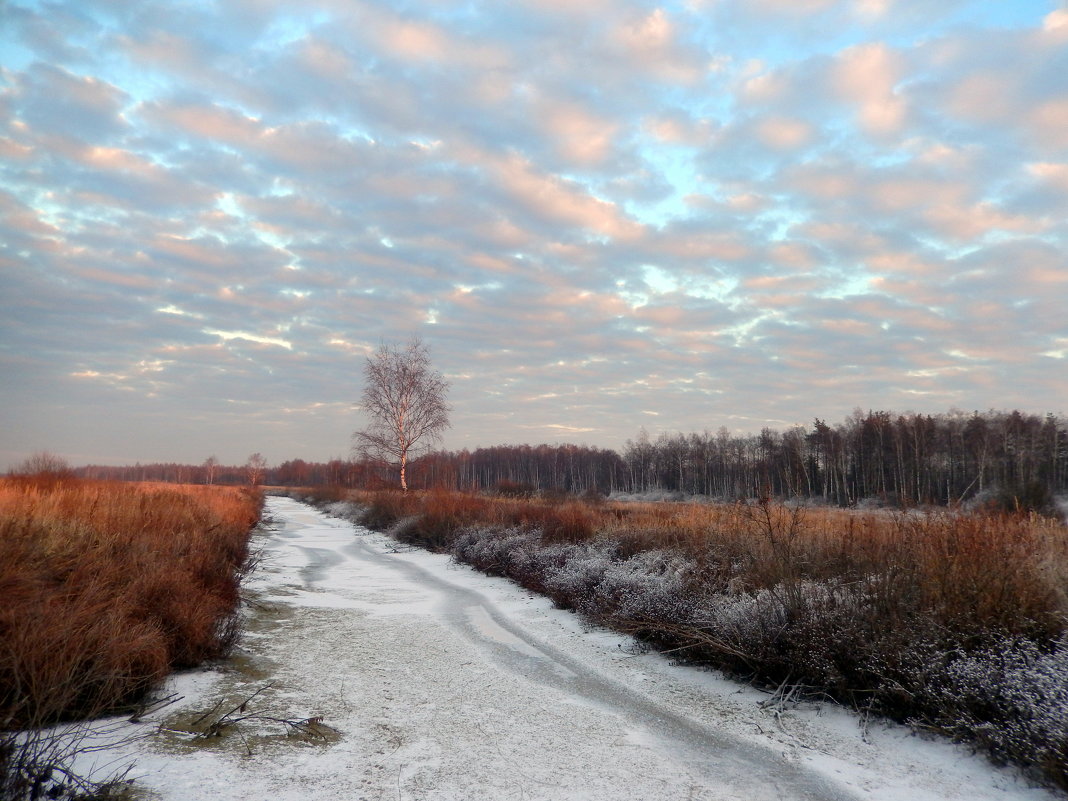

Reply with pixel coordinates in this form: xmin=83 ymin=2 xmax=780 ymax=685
xmin=69 ymin=497 xmax=1060 ymax=800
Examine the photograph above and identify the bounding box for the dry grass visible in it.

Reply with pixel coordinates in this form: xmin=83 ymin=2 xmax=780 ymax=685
xmin=0 ymin=478 xmax=262 ymax=733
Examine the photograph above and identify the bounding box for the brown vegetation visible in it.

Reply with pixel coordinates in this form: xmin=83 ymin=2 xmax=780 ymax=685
xmin=0 ymin=476 xmax=261 ymax=798
xmin=334 ymin=487 xmax=1067 ymax=645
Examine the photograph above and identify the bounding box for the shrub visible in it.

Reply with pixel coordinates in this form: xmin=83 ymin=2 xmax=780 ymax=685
xmin=411 ymin=490 xmax=486 ymax=550
xmin=358 ymin=490 xmax=418 ymax=531
xmin=926 ymin=636 xmax=1068 ymax=790
xmin=302 ymin=484 xmax=346 ymax=505
xmin=988 ymin=481 xmax=1057 ymax=518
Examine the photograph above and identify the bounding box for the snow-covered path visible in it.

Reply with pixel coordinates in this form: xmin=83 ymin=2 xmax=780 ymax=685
xmin=82 ymin=497 xmax=1058 ymax=800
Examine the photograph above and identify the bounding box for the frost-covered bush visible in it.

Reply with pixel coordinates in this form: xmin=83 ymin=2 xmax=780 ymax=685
xmin=539 ymin=543 xmax=613 ymax=611
xmin=322 ymin=500 xmax=364 ymax=524
xmin=683 ymin=578 xmax=877 ymax=688
xmin=694 ymin=586 xmax=788 ymax=646
xmin=585 ymin=550 xmax=698 ymax=623
xmin=925 ymin=637 xmax=1068 ymax=788
xmin=453 ymin=527 xmax=539 ymax=579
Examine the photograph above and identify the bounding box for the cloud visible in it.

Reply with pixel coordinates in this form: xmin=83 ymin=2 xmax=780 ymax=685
xmin=12 ymin=63 xmax=129 ymax=142
xmin=607 ymin=8 xmax=705 ymax=85
xmin=1029 ymin=97 xmax=1068 ymax=150
xmin=534 ymin=97 xmax=620 ymax=166
xmin=832 ymin=42 xmax=907 ymax=137
xmin=754 ymin=115 xmax=815 ymax=150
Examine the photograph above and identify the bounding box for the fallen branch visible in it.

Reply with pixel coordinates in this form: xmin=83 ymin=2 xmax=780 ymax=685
xmin=182 ymin=684 xmax=339 ymax=755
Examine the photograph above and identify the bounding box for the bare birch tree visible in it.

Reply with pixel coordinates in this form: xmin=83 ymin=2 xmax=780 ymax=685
xmin=354 ymin=338 xmax=451 ymax=491
xmin=246 ymin=452 xmax=267 ymax=487
xmin=203 ymin=455 xmax=219 ymax=485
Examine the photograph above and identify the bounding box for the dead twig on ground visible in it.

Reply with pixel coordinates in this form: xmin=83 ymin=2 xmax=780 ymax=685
xmin=182 ymin=684 xmax=339 ymax=755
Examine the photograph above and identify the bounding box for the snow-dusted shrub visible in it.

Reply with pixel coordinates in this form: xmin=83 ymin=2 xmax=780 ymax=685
xmin=453 ymin=527 xmax=538 ymax=577
xmin=322 ymin=500 xmax=363 ymax=524
xmin=684 ymin=578 xmax=876 ymax=687
xmin=585 ymin=550 xmax=698 ymax=623
xmin=1055 ymin=494 xmax=1068 ymax=524
xmin=453 ymin=530 xmax=695 ymax=624
xmin=925 ymin=637 xmax=1068 ymax=789
xmin=694 ymin=587 xmax=787 ymax=646
xmin=539 ymin=543 xmax=615 ymax=610
xmin=360 ymin=491 xmax=419 ymax=531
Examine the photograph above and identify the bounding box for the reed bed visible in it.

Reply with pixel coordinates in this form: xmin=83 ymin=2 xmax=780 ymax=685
xmin=1 ymin=476 xmax=261 ymax=798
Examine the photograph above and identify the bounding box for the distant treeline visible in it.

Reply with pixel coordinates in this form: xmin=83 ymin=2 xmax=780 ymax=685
xmin=71 ymin=408 xmax=1067 ymax=510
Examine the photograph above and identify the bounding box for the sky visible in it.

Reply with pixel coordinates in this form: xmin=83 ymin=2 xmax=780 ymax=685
xmin=1 ymin=0 xmax=1067 ymax=468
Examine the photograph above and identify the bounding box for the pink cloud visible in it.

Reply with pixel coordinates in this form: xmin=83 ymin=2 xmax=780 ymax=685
xmin=793 ymin=221 xmax=890 ymax=254
xmin=769 ymin=242 xmax=820 ymax=271
xmin=743 ymin=273 xmax=823 ymax=293
xmin=819 ymin=317 xmax=879 ymax=337
xmin=144 ymin=102 xmax=261 ymax=146
xmin=869 ymin=276 xmax=947 ymax=307
xmin=1028 ymin=162 xmax=1068 ymax=192
xmin=0 ymin=191 xmax=59 ymax=237
xmin=748 ymin=0 xmax=838 ymax=16
xmin=489 ymin=151 xmax=643 ymax=240
xmin=0 ymin=136 xmax=33 ymax=161
xmin=1042 ymin=9 xmax=1068 ymax=41
xmin=608 ymin=8 xmax=703 ymax=84
xmin=381 ymin=19 xmax=449 ymax=61
xmin=922 ymin=201 xmax=1049 ymax=241
xmin=643 ymin=113 xmax=717 ymax=146
xmin=832 ymin=43 xmax=907 ymax=137
xmin=653 ymin=230 xmax=752 ymax=262
xmin=121 ymin=29 xmax=192 ymax=69
xmin=754 ymin=116 xmax=814 ymax=150
xmin=1029 ymin=98 xmax=1068 ymax=150
xmin=740 ymin=67 xmax=790 ymax=105
xmin=868 ymin=175 xmax=970 ymax=213
xmin=946 ymin=71 xmax=1018 ymax=124
xmin=78 ymin=145 xmax=153 ymax=172
xmin=785 ymin=161 xmax=858 ymax=201
xmin=864 ymin=251 xmax=943 ymax=276
xmin=358 ymin=7 xmax=510 ymax=71
xmin=537 ymin=98 xmax=620 ymax=165
xmin=296 ymin=37 xmax=354 ymax=80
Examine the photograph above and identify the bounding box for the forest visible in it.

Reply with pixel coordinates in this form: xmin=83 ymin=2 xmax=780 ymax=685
xmin=70 ymin=408 xmax=1068 ymax=513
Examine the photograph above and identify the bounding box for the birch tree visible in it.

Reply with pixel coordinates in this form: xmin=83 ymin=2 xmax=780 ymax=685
xmin=246 ymin=452 xmax=268 ymax=487
xmin=354 ymin=338 xmax=451 ymax=491
xmin=203 ymin=455 xmax=219 ymax=485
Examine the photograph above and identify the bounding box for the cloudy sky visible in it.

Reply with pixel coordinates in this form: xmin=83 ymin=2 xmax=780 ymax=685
xmin=2 ymin=0 xmax=1067 ymax=468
